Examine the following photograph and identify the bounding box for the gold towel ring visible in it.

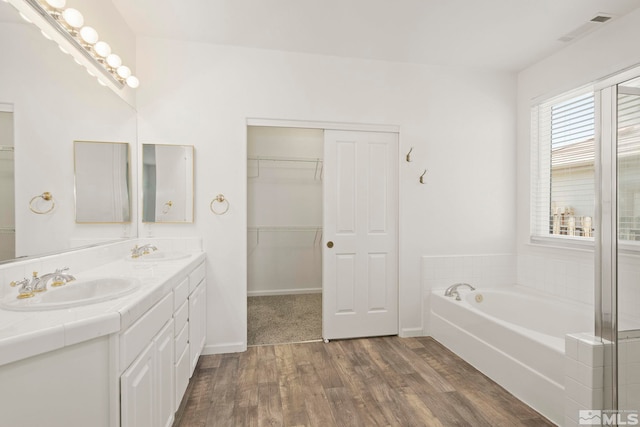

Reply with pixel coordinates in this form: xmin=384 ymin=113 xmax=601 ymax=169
xmin=162 ymin=200 xmax=173 ymax=214
xmin=29 ymin=192 xmax=55 ymax=214
xmin=210 ymin=194 xmax=229 ymax=215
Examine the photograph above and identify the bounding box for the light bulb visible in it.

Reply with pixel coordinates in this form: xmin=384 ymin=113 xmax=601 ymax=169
xmin=62 ymin=8 xmax=83 ymax=29
xmin=117 ymin=65 xmax=131 ymax=79
xmin=45 ymin=0 xmax=66 ymax=9
xmin=106 ymin=54 xmax=122 ymax=69
xmin=79 ymin=26 xmax=98 ymax=45
xmin=126 ymin=75 xmax=140 ymax=88
xmin=94 ymin=41 xmax=111 ymax=58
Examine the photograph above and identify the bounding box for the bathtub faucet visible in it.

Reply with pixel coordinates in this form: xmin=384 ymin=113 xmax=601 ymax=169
xmin=444 ymin=283 xmax=476 ymax=301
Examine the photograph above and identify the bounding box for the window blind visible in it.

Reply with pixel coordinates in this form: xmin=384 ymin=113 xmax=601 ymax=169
xmin=531 ymin=88 xmax=595 ymax=240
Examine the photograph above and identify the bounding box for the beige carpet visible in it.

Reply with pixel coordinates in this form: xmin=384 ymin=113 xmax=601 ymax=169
xmin=248 ymin=293 xmax=322 ymax=345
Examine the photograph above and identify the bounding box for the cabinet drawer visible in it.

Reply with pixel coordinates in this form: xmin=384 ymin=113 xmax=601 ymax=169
xmin=173 ymin=300 xmax=188 ymax=336
xmin=173 ymin=277 xmax=189 ymax=310
xmin=175 ymin=345 xmax=190 ymax=409
xmin=120 ymin=293 xmax=173 ymax=370
xmin=188 ymin=262 xmax=205 ymax=293
xmin=175 ymin=321 xmax=189 ymax=359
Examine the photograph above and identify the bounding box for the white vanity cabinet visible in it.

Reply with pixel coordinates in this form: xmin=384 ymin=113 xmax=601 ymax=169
xmin=189 ymin=263 xmax=207 ymax=376
xmin=119 ymin=260 xmax=207 ymax=427
xmin=120 ymin=293 xmax=175 ymax=427
xmin=0 ymin=244 xmax=207 ymax=427
xmin=173 ymin=262 xmax=207 ymax=406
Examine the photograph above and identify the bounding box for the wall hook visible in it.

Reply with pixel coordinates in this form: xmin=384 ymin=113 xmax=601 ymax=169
xmin=406 ymin=147 xmax=413 ymax=162
xmin=419 ymin=169 xmax=427 ymax=184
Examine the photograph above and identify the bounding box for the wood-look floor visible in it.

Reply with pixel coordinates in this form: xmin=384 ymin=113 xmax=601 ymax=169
xmin=174 ymin=336 xmax=555 ymax=427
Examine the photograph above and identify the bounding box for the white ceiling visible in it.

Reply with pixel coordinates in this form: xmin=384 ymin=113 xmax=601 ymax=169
xmin=4 ymin=1 xmax=640 ymax=71
xmin=110 ymin=0 xmax=640 ymax=71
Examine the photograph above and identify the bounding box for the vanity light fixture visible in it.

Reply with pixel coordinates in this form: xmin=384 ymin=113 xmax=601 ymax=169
xmin=7 ymin=0 xmax=140 ymax=90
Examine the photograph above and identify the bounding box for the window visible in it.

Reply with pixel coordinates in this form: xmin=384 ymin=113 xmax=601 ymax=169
xmin=531 ymin=88 xmax=596 ymax=241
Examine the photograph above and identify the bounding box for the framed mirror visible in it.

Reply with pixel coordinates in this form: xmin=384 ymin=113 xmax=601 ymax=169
xmin=74 ymin=141 xmax=131 ymax=223
xmin=142 ymin=144 xmax=194 ymax=223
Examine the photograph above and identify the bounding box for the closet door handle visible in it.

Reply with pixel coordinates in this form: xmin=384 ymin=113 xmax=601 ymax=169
xmin=326 ymin=241 xmax=334 ymax=249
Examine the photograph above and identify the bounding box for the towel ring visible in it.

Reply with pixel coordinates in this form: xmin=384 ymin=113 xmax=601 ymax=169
xmin=210 ymin=194 xmax=229 ymax=215
xmin=29 ymin=192 xmax=55 ymax=215
xmin=162 ymin=200 xmax=173 ymax=214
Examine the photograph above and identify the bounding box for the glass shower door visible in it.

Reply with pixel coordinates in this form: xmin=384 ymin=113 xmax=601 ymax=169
xmin=617 ymin=75 xmax=640 ymax=413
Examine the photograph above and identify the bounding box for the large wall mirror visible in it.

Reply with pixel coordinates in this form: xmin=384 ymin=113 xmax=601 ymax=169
xmin=75 ymin=141 xmax=131 ymax=223
xmin=142 ymin=144 xmax=194 ymax=223
xmin=0 ymin=2 xmax=138 ymax=263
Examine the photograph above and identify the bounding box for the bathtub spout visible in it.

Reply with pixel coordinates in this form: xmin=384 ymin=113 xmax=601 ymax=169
xmin=444 ymin=283 xmax=475 ymax=300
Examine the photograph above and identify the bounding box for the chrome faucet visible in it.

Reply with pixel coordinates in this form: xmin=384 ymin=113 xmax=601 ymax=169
xmin=131 ymin=244 xmax=158 ymax=258
xmin=38 ymin=267 xmax=76 ymax=290
xmin=444 ymin=283 xmax=476 ymax=301
xmin=10 ymin=268 xmax=76 ymax=298
xmin=10 ymin=272 xmax=40 ymax=299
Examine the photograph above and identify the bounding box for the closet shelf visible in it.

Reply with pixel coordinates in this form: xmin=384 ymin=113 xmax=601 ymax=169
xmin=247 ymin=155 xmax=323 ymax=180
xmin=248 ymin=226 xmax=323 ymax=245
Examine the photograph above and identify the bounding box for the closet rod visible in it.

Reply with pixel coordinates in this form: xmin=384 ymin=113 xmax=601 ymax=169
xmin=248 ymin=226 xmax=323 ymax=245
xmin=248 ymin=156 xmax=324 ymax=179
xmin=247 ymin=155 xmax=323 ymax=163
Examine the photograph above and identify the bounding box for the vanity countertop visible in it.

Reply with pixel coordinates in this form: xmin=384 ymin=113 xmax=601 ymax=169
xmin=0 ymin=251 xmax=206 ymax=367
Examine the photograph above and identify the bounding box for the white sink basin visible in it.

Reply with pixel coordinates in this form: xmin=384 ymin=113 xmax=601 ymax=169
xmin=125 ymin=251 xmax=191 ymax=262
xmin=0 ymin=277 xmax=140 ymax=311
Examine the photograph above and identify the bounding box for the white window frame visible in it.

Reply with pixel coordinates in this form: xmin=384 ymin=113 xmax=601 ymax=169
xmin=530 ymin=86 xmax=596 ymax=249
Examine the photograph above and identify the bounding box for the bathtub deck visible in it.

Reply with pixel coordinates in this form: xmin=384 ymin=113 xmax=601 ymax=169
xmin=174 ymin=336 xmax=555 ymax=427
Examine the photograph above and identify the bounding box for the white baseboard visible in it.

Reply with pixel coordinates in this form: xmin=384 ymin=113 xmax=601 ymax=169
xmin=203 ymin=342 xmax=246 ymax=355
xmin=400 ymin=327 xmax=425 ymax=338
xmin=248 ymin=288 xmax=322 ymax=297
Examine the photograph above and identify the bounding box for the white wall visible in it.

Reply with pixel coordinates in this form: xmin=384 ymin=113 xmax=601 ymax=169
xmin=517 ymin=9 xmax=640 ymax=307
xmin=136 ymin=38 xmax=517 ymax=352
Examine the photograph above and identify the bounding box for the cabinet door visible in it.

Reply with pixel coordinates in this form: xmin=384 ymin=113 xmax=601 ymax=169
xmin=155 ymin=319 xmax=175 ymax=427
xmin=121 ymin=343 xmax=155 ymax=427
xmin=189 ymin=281 xmax=207 ymax=376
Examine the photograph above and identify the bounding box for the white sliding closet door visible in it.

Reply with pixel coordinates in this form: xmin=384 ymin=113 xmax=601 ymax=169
xmin=322 ymin=130 xmax=399 ymax=340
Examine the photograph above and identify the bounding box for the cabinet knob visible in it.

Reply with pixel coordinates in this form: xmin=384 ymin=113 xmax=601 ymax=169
xmin=326 ymin=241 xmax=334 ymax=249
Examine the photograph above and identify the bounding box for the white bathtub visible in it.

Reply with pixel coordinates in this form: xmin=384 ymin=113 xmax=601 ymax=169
xmin=430 ymin=285 xmax=593 ymax=425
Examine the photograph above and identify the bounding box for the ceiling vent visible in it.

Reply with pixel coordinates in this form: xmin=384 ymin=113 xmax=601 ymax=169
xmin=590 ymin=15 xmax=612 ymax=23
xmin=558 ymin=13 xmax=614 ymax=43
